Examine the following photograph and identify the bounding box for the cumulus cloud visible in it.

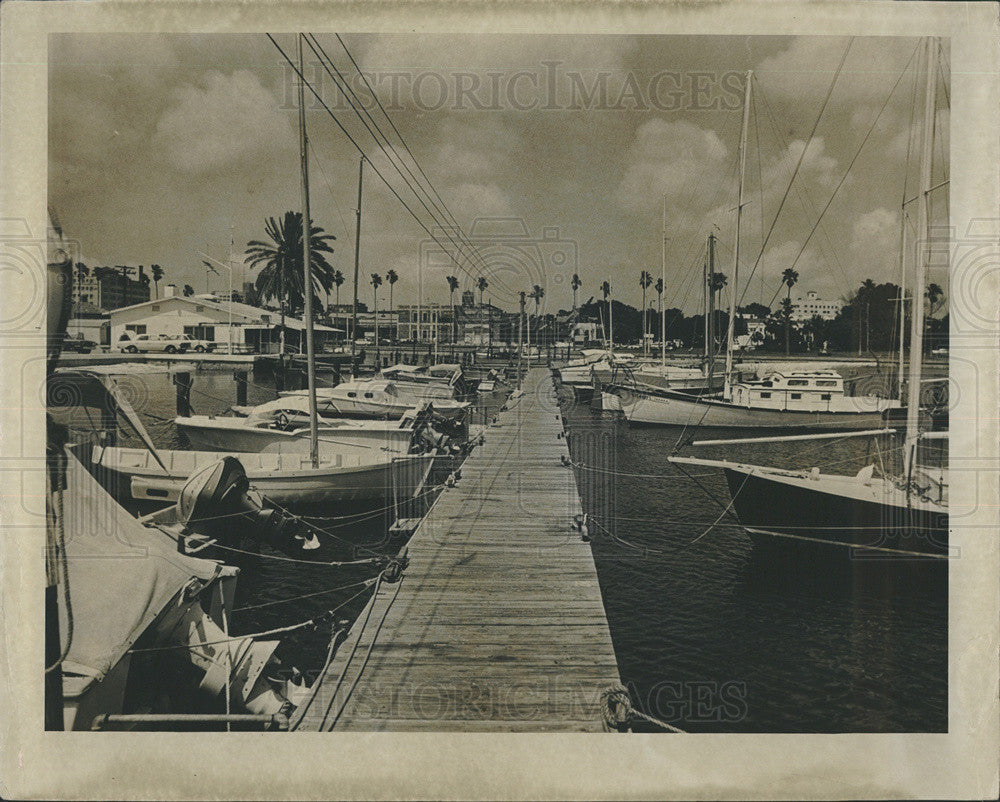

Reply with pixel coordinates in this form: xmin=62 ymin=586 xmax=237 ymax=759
xmin=614 ymin=119 xmax=729 ymax=215
xmin=153 ymin=70 xmax=294 ymax=174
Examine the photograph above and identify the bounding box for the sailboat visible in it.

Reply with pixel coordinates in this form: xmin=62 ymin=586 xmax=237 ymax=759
xmin=613 ymin=69 xmax=900 ymax=429
xmin=669 ymin=38 xmax=948 ymax=558
xmin=95 ymin=35 xmax=435 ymax=509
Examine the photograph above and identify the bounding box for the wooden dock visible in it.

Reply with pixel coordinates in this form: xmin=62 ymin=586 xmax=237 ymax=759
xmin=298 ymin=367 xmax=621 ymax=731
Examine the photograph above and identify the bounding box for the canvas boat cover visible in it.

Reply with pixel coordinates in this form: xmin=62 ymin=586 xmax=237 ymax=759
xmin=56 ymin=452 xmax=221 ymax=697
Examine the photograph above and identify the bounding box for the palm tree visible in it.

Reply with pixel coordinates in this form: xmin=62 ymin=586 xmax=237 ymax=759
xmin=477 ymin=276 xmax=489 ymax=307
xmin=571 ymin=273 xmax=581 ymax=310
xmin=640 ymin=270 xmax=653 ymax=349
xmin=151 ymin=264 xmax=164 ymax=299
xmin=446 ymin=275 xmax=459 ymax=343
xmin=781 ymin=268 xmax=799 ymax=355
xmin=332 ymin=269 xmax=345 ymax=307
xmin=183 ymin=284 xmax=195 ymax=297
xmin=245 ymin=212 xmax=337 ymax=353
xmin=386 ymin=269 xmax=398 ymax=341
xmin=531 ymin=284 xmax=544 ymax=348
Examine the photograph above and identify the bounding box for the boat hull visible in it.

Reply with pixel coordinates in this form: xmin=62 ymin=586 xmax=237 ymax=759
xmin=721 ymin=466 xmax=948 ymax=557
xmin=175 ymin=416 xmax=414 ymax=453
xmin=94 ymin=446 xmax=435 ymax=507
xmin=621 ymin=388 xmax=894 ymax=430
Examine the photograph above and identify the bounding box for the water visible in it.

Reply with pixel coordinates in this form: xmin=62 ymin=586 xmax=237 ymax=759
xmin=73 ymin=364 xmax=946 ymax=731
xmin=561 ymin=387 xmax=947 ymax=733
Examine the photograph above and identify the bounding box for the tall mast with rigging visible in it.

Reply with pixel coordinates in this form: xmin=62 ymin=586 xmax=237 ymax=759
xmin=905 ymin=37 xmax=938 ymax=457
xmin=660 ymin=196 xmax=667 ymax=367
xmin=351 ymin=156 xmax=364 ymax=375
xmin=724 ymin=70 xmax=752 ymax=400
xmin=297 ymin=33 xmax=319 ymax=468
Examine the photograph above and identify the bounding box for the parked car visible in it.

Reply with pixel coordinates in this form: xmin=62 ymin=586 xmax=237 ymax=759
xmin=176 ymin=335 xmax=218 ymax=353
xmin=118 ymin=333 xmax=192 ymax=354
xmin=61 ymin=333 xmax=96 ymax=354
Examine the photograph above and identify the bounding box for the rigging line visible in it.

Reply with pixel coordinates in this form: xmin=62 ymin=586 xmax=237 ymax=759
xmin=327 ymin=33 xmax=496 ymax=284
xmin=783 ymin=42 xmax=921 ymax=278
xmin=306 ymin=137 xmax=356 ymax=266
xmin=304 ymin=35 xmax=499 ymax=288
xmin=266 ymin=34 xmax=499 ymax=286
xmin=749 ymin=76 xmax=855 ymax=300
xmin=234 ymin=577 xmax=377 ymax=613
xmin=738 ymin=41 xmax=853 ymax=305
xmin=329 ymin=574 xmax=404 ymax=730
xmin=316 ymin=574 xmax=383 ymax=730
xmin=210 ymin=543 xmax=384 ymax=569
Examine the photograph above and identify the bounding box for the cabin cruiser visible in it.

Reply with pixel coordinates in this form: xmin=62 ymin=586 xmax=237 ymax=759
xmin=616 ymin=368 xmax=900 ymax=429
xmin=280 ymin=379 xmax=470 ymax=421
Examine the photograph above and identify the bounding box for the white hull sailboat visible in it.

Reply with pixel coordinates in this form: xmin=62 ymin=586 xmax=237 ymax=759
xmin=618 ymin=370 xmax=899 ymax=429
xmin=94 ymin=442 xmax=436 ymax=507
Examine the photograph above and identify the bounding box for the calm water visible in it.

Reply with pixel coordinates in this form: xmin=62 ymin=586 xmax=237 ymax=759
xmin=87 ymin=363 xmax=946 ymax=732
xmin=561 ymin=385 xmax=947 ymax=733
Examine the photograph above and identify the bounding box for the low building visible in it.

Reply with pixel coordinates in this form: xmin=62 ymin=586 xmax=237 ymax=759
xmin=571 ymin=321 xmax=604 ymax=345
xmin=735 ymin=316 xmax=767 ymax=349
xmin=790 ymin=290 xmax=841 ymax=322
xmin=109 ymin=291 xmax=343 ymax=353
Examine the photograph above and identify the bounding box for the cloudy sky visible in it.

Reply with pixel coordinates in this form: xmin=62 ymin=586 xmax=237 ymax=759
xmin=49 ymin=33 xmax=950 ymax=315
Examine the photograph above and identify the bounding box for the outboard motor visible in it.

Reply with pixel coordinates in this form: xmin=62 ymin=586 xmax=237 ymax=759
xmin=173 ymin=457 xmax=319 ymax=554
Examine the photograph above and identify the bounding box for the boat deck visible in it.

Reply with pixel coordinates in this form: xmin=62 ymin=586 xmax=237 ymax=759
xmin=298 ymin=367 xmax=621 ymax=731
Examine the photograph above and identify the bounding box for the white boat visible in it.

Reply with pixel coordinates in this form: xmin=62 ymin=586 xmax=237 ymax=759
xmin=93 ymin=441 xmax=436 ymax=507
xmin=617 ymin=369 xmax=900 ymax=429
xmin=376 ymin=363 xmax=463 ymax=399
xmin=280 ymin=379 xmax=470 ymax=421
xmin=175 ymin=395 xmax=421 ymax=453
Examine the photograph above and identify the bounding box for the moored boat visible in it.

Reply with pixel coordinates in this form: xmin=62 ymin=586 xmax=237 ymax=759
xmin=280 ymin=379 xmax=470 ymax=421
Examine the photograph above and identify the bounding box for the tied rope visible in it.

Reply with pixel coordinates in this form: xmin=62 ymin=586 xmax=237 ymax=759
xmin=600 ymin=685 xmax=686 ymax=733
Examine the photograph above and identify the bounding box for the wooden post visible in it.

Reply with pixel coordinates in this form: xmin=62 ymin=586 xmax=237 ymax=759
xmin=234 ymin=370 xmax=248 ymax=406
xmin=174 ymin=371 xmax=192 ymax=417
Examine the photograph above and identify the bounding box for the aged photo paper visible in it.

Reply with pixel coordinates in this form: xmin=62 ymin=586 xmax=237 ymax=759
xmin=1 ymin=0 xmax=998 ymax=799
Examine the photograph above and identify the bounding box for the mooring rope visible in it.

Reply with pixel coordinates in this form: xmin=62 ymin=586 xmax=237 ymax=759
xmin=600 ymin=684 xmax=686 ymax=733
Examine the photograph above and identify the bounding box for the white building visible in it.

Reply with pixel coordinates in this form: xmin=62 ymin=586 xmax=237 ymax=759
xmin=735 ymin=316 xmax=768 ymax=349
xmin=790 ymin=290 xmax=841 ymax=322
xmin=571 ymin=321 xmax=604 ymax=344
xmin=109 ymin=290 xmax=343 ymax=353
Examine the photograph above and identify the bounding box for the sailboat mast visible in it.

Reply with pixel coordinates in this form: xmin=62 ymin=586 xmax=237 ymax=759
xmin=897 ymin=210 xmax=908 ymax=403
xmin=351 ymin=156 xmax=364 ymax=373
xmin=905 ymin=38 xmax=938 ymax=454
xmin=661 ymin=196 xmax=667 ymax=367
xmin=608 ymin=279 xmax=614 ymax=356
xmin=724 ymin=69 xmax=752 ymax=399
xmin=297 ymin=34 xmax=319 ymax=468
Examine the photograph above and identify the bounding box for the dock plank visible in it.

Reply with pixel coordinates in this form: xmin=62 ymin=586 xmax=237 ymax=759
xmin=299 ymin=368 xmax=621 ymax=732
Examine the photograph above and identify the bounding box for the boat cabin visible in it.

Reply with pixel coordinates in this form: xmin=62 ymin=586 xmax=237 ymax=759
xmin=730 ymin=369 xmax=891 ymax=412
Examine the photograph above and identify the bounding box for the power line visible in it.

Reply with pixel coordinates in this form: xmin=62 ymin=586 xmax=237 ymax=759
xmin=303 ymin=34 xmax=499 ymax=289
xmin=265 ymin=33 xmax=501 ymax=290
